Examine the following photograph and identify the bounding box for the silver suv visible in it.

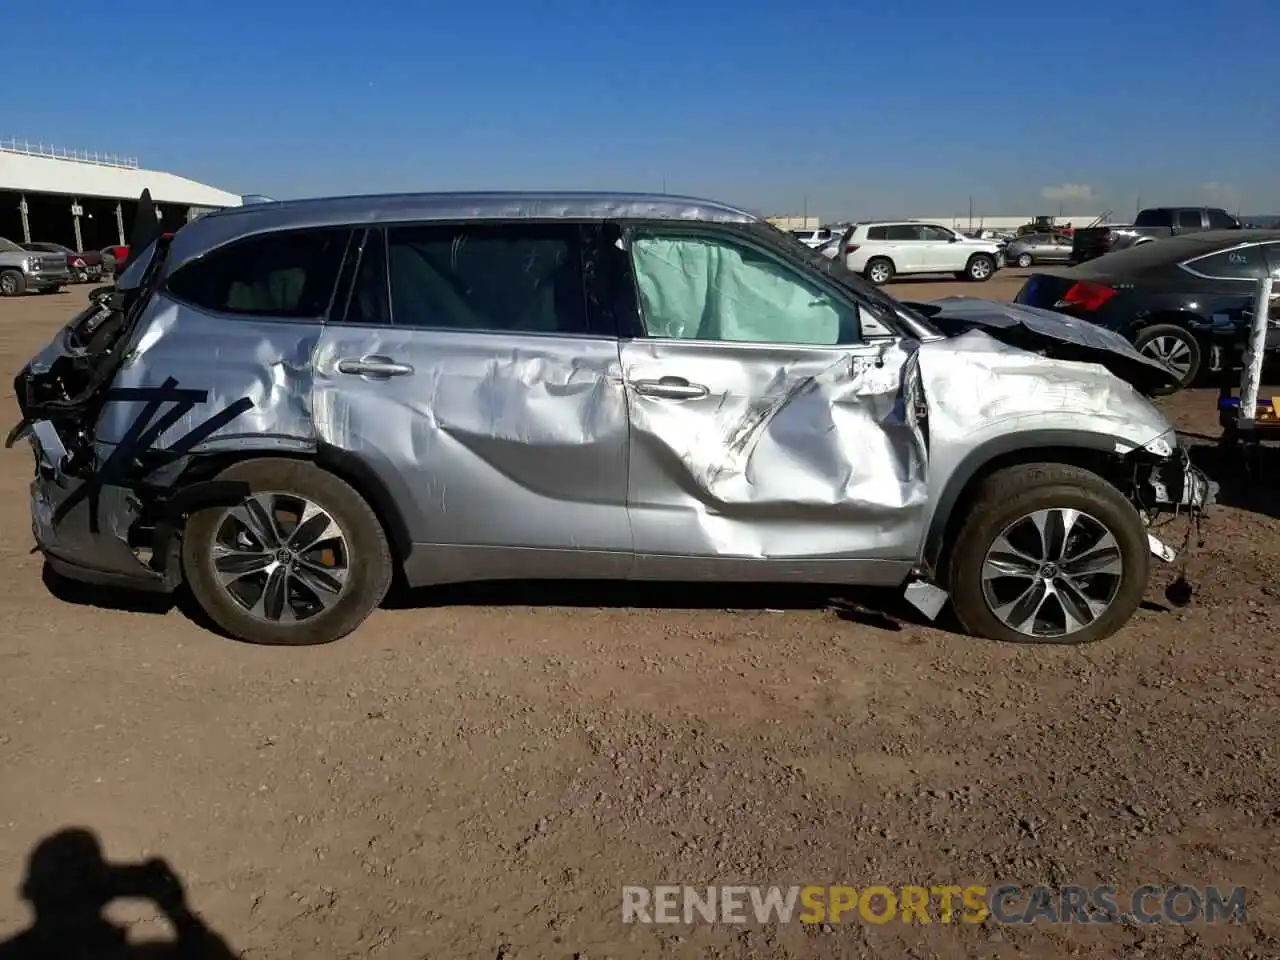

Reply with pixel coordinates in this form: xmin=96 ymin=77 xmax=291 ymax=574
xmin=11 ymin=192 xmax=1213 ymax=646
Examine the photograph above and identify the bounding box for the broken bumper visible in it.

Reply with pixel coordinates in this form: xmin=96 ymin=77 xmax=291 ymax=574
xmin=27 ymin=423 xmax=175 ymax=593
xmin=1149 ymin=450 xmax=1217 ymax=515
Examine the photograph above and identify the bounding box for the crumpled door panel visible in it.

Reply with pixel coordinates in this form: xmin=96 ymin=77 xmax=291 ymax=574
xmin=622 ymin=338 xmax=930 ymax=563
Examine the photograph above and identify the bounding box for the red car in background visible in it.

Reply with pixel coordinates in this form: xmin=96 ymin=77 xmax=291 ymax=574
xmin=99 ymin=245 xmax=129 ymax=275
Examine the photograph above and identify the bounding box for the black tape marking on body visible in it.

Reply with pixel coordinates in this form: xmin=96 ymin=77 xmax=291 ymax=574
xmin=52 ymin=376 xmax=254 ymax=533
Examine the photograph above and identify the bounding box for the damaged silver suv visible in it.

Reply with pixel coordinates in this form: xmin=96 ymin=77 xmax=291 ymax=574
xmin=10 ymin=192 xmax=1214 ymax=646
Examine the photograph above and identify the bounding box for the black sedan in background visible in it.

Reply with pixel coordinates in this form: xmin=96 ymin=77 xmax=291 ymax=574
xmin=1014 ymin=230 xmax=1280 ymax=391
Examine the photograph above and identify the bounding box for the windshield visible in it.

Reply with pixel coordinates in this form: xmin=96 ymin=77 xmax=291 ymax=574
xmin=757 ymin=222 xmax=943 ymax=339
xmin=0 ymin=238 xmax=22 ymax=254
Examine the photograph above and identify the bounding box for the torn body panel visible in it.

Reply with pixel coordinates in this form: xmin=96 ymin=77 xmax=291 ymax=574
xmin=15 ymin=290 xmax=314 ymax=590
xmin=312 ymin=325 xmax=633 ymax=586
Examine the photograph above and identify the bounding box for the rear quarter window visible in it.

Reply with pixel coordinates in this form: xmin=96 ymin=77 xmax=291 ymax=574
xmin=866 ymin=226 xmax=889 ymax=240
xmin=1182 ymin=243 xmax=1270 ymax=281
xmin=165 ymin=228 xmax=352 ymax=318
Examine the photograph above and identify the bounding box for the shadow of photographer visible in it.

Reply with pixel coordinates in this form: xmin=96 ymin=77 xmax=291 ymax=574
xmin=0 ymin=827 xmax=236 ymax=959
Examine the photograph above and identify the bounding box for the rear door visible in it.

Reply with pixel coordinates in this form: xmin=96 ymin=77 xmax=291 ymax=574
xmin=1175 ymin=208 xmax=1207 ymax=234
xmin=312 ymin=221 xmax=633 ymax=586
xmin=612 ymin=221 xmax=927 ymax=584
xmin=1049 ymin=234 xmax=1074 ymax=261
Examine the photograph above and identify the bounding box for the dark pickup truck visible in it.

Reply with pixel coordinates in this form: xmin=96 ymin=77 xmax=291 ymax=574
xmin=1071 ymin=206 xmax=1241 ymax=263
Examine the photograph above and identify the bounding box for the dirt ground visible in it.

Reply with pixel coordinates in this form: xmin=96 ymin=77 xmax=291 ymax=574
xmin=0 ymin=275 xmax=1277 ymax=959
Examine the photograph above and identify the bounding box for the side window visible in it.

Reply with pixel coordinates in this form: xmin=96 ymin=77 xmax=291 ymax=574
xmin=919 ymin=225 xmax=953 ymax=242
xmin=165 ymin=228 xmax=350 ymax=318
xmin=1183 ymin=244 xmax=1269 ymax=281
xmin=885 ymin=225 xmax=923 ymax=241
xmin=384 ymin=222 xmax=588 ymax=333
xmin=627 ymin=230 xmax=860 ymax=346
xmin=1134 ymin=209 xmax=1171 ymax=228
xmin=1207 ymin=209 xmax=1238 ymax=230
xmin=866 ymin=226 xmax=889 ymax=240
xmin=1176 ymin=209 xmax=1204 ymax=230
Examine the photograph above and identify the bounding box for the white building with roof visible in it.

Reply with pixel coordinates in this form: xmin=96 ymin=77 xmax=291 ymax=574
xmin=0 ymin=138 xmax=242 ymax=252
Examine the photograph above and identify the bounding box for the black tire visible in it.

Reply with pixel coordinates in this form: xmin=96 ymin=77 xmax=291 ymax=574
xmin=37 ymin=286 xmax=62 ymax=295
xmin=864 ymin=257 xmax=895 ymax=285
xmin=948 ymin=463 xmax=1150 ymax=645
xmin=965 ymin=253 xmax=997 ymax=282
xmin=182 ymin=458 xmax=393 ymax=645
xmin=0 ymin=270 xmax=25 ymax=297
xmin=1133 ymin=323 xmax=1201 ymax=393
xmin=1016 ymin=252 xmax=1033 ymax=268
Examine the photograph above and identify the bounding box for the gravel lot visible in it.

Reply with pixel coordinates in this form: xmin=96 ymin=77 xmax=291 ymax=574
xmin=0 ymin=274 xmax=1277 ymax=959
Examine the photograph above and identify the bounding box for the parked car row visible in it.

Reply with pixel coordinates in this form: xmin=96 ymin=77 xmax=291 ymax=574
xmin=0 ymin=239 xmax=134 ymax=296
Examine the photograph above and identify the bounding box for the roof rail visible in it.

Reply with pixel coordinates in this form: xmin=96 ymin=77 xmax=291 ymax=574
xmin=0 ymin=137 xmax=140 ymax=169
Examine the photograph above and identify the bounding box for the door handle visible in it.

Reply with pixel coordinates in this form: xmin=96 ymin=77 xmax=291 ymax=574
xmin=337 ymin=355 xmax=415 ymax=380
xmin=632 ymin=376 xmax=709 ymax=400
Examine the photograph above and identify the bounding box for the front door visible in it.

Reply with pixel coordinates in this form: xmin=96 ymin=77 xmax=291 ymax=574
xmin=613 ymin=223 xmax=929 ymax=585
xmin=313 ymin=222 xmax=633 ymax=587
xmin=918 ymin=224 xmax=962 ymax=271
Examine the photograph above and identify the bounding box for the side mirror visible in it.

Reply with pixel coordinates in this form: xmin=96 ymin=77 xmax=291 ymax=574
xmin=949 ymin=235 xmax=960 ymax=242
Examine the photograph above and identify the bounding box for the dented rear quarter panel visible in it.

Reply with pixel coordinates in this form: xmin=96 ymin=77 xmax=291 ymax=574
xmin=94 ymin=294 xmax=320 ymax=453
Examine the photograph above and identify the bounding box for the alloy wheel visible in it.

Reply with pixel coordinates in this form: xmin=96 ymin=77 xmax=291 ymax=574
xmin=1139 ymin=336 xmax=1194 ymax=380
xmin=210 ymin=492 xmax=350 ymax=623
xmin=980 ymin=508 xmax=1124 ymax=639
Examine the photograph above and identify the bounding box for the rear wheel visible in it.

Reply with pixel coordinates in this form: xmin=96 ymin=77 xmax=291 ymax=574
xmin=965 ymin=253 xmax=997 ymax=282
xmin=182 ymin=459 xmax=393 ymax=645
xmin=864 ymin=258 xmax=895 ymax=285
xmin=0 ymin=270 xmax=25 ymax=296
xmin=948 ymin=463 xmax=1150 ymax=645
xmin=1134 ymin=323 xmax=1200 ymax=392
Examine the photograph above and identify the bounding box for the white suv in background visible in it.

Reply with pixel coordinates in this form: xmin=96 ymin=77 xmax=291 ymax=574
xmin=843 ymin=221 xmax=1004 ymax=285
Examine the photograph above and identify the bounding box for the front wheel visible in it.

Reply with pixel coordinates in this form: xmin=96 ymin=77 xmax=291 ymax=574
xmin=182 ymin=458 xmax=394 ymax=645
xmin=965 ymin=253 xmax=997 ymax=282
xmin=0 ymin=270 xmax=25 ymax=296
xmin=1133 ymin=323 xmax=1201 ymax=392
xmin=948 ymin=463 xmax=1150 ymax=645
xmin=1016 ymin=252 xmax=1033 ymax=268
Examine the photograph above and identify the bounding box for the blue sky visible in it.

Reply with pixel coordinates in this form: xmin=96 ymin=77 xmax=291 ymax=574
xmin=5 ymin=0 xmax=1278 ymax=219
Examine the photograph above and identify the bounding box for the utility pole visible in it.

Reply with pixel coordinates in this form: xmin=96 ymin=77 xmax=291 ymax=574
xmin=968 ymin=195 xmax=974 ymax=230
xmin=661 ymin=177 xmax=667 ymax=194
xmin=803 ymin=195 xmax=809 ymax=226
